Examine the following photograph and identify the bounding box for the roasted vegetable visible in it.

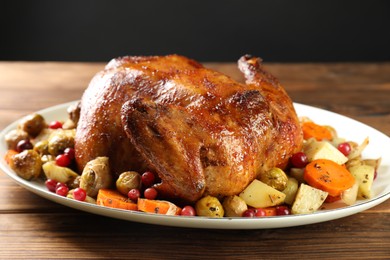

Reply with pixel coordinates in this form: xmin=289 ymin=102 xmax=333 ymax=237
xmin=346 ymin=157 xmax=363 ymax=169
xmin=9 ymin=150 xmax=42 ymax=180
xmin=346 ymin=156 xmax=381 ymax=174
xmin=67 ymin=189 xmax=96 ymax=204
xmin=4 ymin=150 xmax=18 ymax=164
xmin=347 ymin=138 xmax=369 ymax=160
xmin=195 ymin=196 xmax=224 ymax=218
xmin=33 ymin=140 xmax=50 ymax=155
xmin=363 ymin=158 xmax=381 ymax=172
xmin=303 ymin=138 xmax=348 ymax=165
xmin=291 ymin=183 xmax=328 ymax=214
xmin=222 ymin=195 xmax=248 ymax=217
xmin=301 ymin=121 xmax=333 ymax=141
xmin=239 ymin=179 xmax=286 ymax=208
xmin=259 ymin=167 xmax=288 ymax=191
xmin=116 ymin=171 xmax=142 ymax=196
xmin=79 ymin=157 xmax=112 ymax=197
xmin=97 ymin=189 xmax=137 ymax=210
xmin=304 ymin=159 xmax=355 ymax=197
xmin=282 ymin=177 xmax=299 ymax=205
xmin=348 ymin=164 xmax=375 ymax=199
xmin=138 ymin=198 xmax=181 ymax=215
xmin=5 ymin=129 xmax=29 ymax=150
xmin=67 ymin=176 xmax=81 ymax=190
xmin=18 ymin=113 xmax=46 ymax=137
xmin=340 ymin=182 xmax=359 ymax=205
xmin=289 ymin=168 xmax=305 ymax=184
xmin=47 ymin=129 xmax=75 ymax=156
xmin=42 ymin=161 xmax=79 ymax=183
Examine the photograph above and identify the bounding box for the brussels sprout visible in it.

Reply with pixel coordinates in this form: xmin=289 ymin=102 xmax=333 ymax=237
xmin=5 ymin=129 xmax=29 ymax=150
xmin=282 ymin=177 xmax=299 ymax=205
xmin=259 ymin=167 xmax=288 ymax=191
xmin=47 ymin=129 xmax=75 ymax=156
xmin=289 ymin=168 xmax=305 ymax=184
xmin=116 ymin=171 xmax=142 ymax=196
xmin=79 ymin=157 xmax=112 ymax=197
xmin=195 ymin=196 xmax=224 ymax=218
xmin=18 ymin=113 xmax=46 ymax=137
xmin=9 ymin=150 xmax=42 ymax=180
xmin=34 ymin=140 xmax=50 ymax=155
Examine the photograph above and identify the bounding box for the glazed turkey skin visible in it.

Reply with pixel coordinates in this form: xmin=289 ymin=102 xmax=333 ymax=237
xmin=75 ymin=54 xmax=303 ymax=203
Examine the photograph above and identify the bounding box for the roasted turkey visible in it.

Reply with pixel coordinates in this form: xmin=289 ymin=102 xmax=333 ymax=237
xmin=75 ymin=54 xmax=303 ymax=203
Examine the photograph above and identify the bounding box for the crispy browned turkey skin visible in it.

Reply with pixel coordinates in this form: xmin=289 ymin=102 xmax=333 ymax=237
xmin=75 ymin=55 xmax=303 ymax=203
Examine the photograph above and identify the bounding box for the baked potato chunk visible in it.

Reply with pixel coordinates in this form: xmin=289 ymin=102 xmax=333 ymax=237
xmin=239 ymin=179 xmax=286 ymax=208
xmin=291 ymin=183 xmax=328 ymax=214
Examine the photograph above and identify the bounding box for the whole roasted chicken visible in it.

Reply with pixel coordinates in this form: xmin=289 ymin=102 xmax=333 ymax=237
xmin=75 ymin=55 xmax=303 ymax=203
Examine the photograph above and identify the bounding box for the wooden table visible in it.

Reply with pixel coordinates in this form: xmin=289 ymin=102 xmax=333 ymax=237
xmin=0 ymin=61 xmax=389 ymax=259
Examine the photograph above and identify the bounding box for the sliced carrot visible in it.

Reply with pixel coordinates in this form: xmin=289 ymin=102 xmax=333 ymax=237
xmin=302 ymin=121 xmax=333 ymax=141
xmin=137 ymin=198 xmax=181 ymax=215
xmin=263 ymin=207 xmax=277 ymax=216
xmin=96 ymin=189 xmax=138 ymax=211
xmin=304 ymin=159 xmax=355 ymax=197
xmin=4 ymin=150 xmax=18 ymax=164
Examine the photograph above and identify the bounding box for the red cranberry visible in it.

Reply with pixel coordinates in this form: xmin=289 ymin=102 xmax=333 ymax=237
xmin=56 ymin=185 xmax=69 ymax=197
xmin=16 ymin=139 xmax=33 ymax=152
xmin=275 ymin=206 xmax=291 ymax=216
xmin=141 ymin=171 xmax=156 ymax=187
xmin=181 ymin=206 xmax=196 ymax=216
xmin=290 ymin=152 xmax=308 ymax=168
xmin=337 ymin=142 xmax=352 ymax=156
xmin=64 ymin=147 xmax=75 ymax=160
xmin=128 ymin=189 xmax=141 ymax=201
xmin=254 ymin=208 xmax=267 ymax=217
xmin=55 ymin=182 xmax=67 ymax=190
xmin=144 ymin=187 xmax=158 ymax=200
xmin=49 ymin=121 xmax=63 ymax=129
xmin=56 ymin=154 xmax=71 ymax=167
xmin=73 ymin=188 xmax=87 ymax=201
xmin=45 ymin=179 xmax=58 ymax=192
xmin=242 ymin=209 xmax=256 ymax=218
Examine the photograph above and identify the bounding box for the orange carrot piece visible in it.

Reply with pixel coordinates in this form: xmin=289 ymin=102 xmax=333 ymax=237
xmin=304 ymin=159 xmax=355 ymax=197
xmin=137 ymin=198 xmax=181 ymax=215
xmin=263 ymin=207 xmax=277 ymax=216
xmin=96 ymin=189 xmax=138 ymax=211
xmin=302 ymin=121 xmax=333 ymax=141
xmin=4 ymin=150 xmax=18 ymax=164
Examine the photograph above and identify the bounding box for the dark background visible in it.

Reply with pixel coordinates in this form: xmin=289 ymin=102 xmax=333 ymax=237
xmin=1 ymin=0 xmax=389 ymax=62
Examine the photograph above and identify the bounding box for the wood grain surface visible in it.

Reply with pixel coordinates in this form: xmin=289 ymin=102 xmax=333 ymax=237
xmin=0 ymin=61 xmax=389 ymax=259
